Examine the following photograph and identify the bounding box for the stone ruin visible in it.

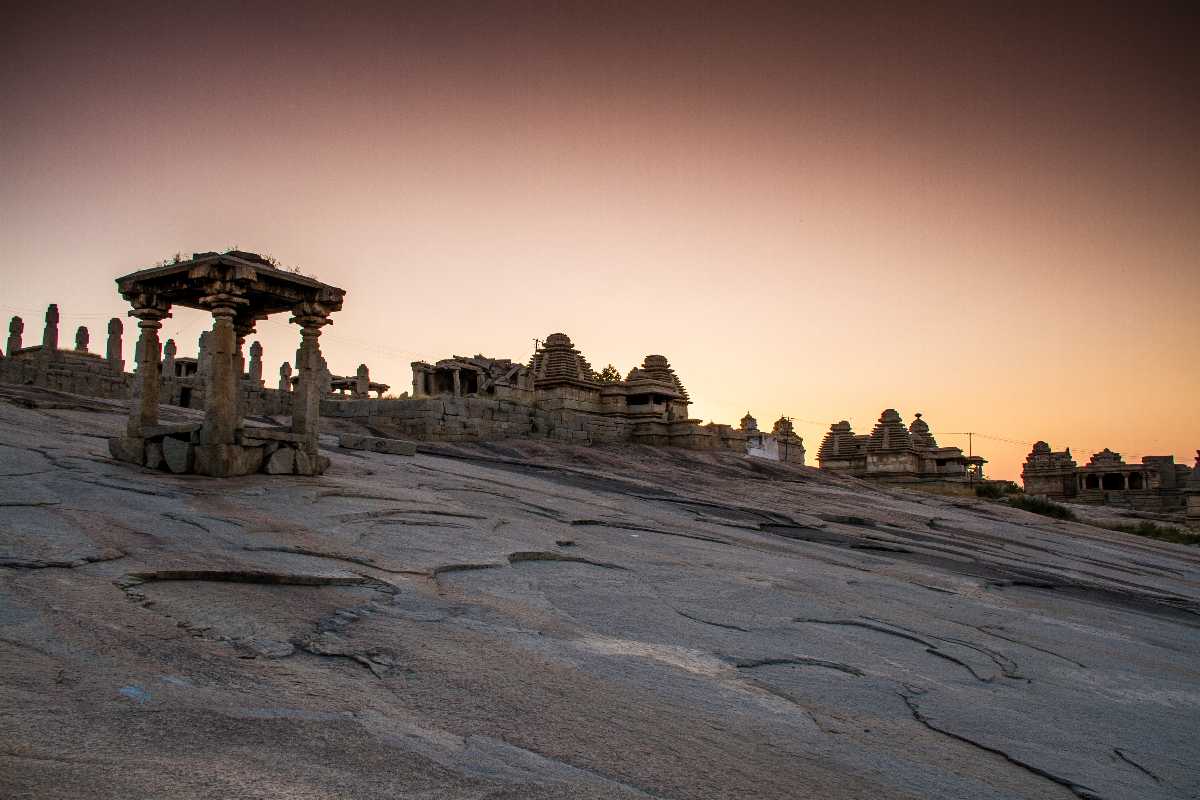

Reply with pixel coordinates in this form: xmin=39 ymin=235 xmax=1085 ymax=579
xmin=816 ymin=410 xmax=985 ymax=485
xmin=741 ymin=413 xmax=806 ymax=464
xmin=0 ymin=304 xmax=129 ymax=397
xmin=2 ymin=270 xmax=819 ymax=469
xmin=105 ymin=250 xmax=345 ymax=477
xmin=321 ymin=331 xmax=805 ymax=461
xmin=1187 ymin=451 xmax=1200 ymax=528
xmin=1021 ymin=441 xmax=1194 ymax=512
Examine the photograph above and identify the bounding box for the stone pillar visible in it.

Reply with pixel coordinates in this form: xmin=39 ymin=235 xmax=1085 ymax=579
xmin=354 ymin=364 xmax=370 ymax=399
xmin=162 ymin=338 xmax=177 ymax=377
xmin=453 ymin=369 xmax=462 ymax=397
xmin=279 ymin=361 xmax=292 ymax=392
xmin=126 ymin=300 xmax=171 ymax=439
xmin=200 ymin=305 xmax=240 ymax=446
xmin=42 ymin=304 xmax=59 ymax=352
xmin=75 ymin=326 xmax=89 ymax=352
xmin=248 ymin=341 xmax=264 ymax=386
xmin=412 ymin=363 xmax=425 ymax=398
xmin=197 ymin=331 xmax=212 ymax=383
xmin=106 ymin=318 xmax=124 ymax=372
xmin=290 ymin=303 xmax=330 ymax=449
xmin=7 ymin=316 xmax=23 ymax=355
xmin=319 ymin=356 xmax=333 ymax=396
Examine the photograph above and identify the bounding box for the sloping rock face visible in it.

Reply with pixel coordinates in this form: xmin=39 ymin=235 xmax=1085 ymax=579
xmin=1 ymin=382 xmax=1198 ymax=799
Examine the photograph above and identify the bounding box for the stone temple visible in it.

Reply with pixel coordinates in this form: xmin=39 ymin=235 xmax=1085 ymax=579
xmin=816 ymin=409 xmax=986 ymax=486
xmin=1021 ymin=441 xmax=1194 ymax=512
xmin=350 ymin=332 xmax=803 ymax=461
xmin=105 ymin=251 xmax=345 ymax=477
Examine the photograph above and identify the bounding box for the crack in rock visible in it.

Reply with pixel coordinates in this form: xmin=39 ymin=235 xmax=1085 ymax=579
xmin=924 ymin=648 xmax=995 ymax=682
xmin=733 ymin=656 xmax=864 ymax=677
xmin=0 ymin=549 xmax=125 ymax=570
xmin=507 ymin=551 xmax=628 ymax=570
xmin=974 ymin=624 xmax=1087 ymax=669
xmin=431 ymin=562 xmax=505 ymax=578
xmin=794 ymin=617 xmax=935 ymax=647
xmin=671 ymin=607 xmax=750 ymax=632
xmin=1112 ymin=747 xmax=1161 ymax=784
xmin=334 ymin=508 xmax=488 ymax=524
xmin=569 ymin=518 xmax=730 ymax=546
xmin=242 ymin=545 xmax=430 ymax=577
xmin=117 ymin=569 xmax=372 ymax=588
xmin=899 ymin=692 xmax=1102 ymax=800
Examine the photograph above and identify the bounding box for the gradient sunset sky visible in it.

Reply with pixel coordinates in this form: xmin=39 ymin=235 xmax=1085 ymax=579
xmin=2 ymin=1 xmax=1197 ymax=479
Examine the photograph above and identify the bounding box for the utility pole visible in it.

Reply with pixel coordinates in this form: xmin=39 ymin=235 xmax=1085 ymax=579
xmin=780 ymin=415 xmax=794 ymax=462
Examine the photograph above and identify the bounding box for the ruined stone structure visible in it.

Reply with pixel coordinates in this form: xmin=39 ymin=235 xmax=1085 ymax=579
xmin=0 ymin=306 xmax=130 ymax=398
xmin=4 ymin=306 xmax=807 ymax=465
xmin=1021 ymin=442 xmax=1193 ymax=511
xmin=412 ymin=354 xmax=534 ymax=403
xmin=106 ymin=250 xmax=345 ymax=477
xmin=740 ymin=413 xmax=806 ymax=464
xmin=322 ymin=332 xmax=804 ymax=459
xmin=817 ymin=410 xmax=985 ymax=485
xmin=330 ymin=364 xmax=390 ymax=399
xmin=157 ymin=331 xmax=293 ymax=417
xmin=1186 ymin=452 xmax=1200 ymax=528
xmin=1021 ymin=442 xmax=1078 ymax=498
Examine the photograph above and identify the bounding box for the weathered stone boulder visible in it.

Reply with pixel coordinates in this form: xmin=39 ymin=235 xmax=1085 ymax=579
xmin=162 ymin=437 xmax=193 ymax=474
xmin=265 ymin=447 xmax=295 ymax=475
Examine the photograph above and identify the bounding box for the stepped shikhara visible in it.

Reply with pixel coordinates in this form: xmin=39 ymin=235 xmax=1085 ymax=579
xmin=817 ymin=409 xmax=986 ymax=486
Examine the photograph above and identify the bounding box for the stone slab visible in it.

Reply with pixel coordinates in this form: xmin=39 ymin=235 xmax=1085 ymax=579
xmin=339 ymin=433 xmax=417 ymax=456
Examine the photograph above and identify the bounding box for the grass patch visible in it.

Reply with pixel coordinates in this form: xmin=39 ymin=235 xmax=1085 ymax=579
xmin=1106 ymin=521 xmax=1200 ymax=546
xmin=1008 ymin=494 xmax=1076 ymax=520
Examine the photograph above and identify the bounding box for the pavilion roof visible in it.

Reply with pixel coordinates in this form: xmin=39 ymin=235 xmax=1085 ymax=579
xmin=116 ymin=251 xmax=345 ymax=316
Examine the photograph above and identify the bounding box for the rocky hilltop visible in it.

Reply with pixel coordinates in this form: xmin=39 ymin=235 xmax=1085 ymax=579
xmin=1 ymin=384 xmax=1197 ymax=799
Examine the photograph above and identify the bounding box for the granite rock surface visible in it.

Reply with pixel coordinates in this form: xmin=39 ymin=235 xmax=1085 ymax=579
xmin=1 ymin=383 xmax=1198 ymax=799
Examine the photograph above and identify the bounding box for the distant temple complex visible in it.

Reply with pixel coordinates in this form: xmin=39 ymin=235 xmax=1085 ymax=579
xmin=392 ymin=332 xmax=804 ymax=461
xmin=816 ymin=409 xmax=986 ymax=485
xmin=7 ymin=249 xmax=1196 ymax=522
xmin=1022 ymin=442 xmax=1194 ymax=513
xmin=0 ymin=253 xmax=805 ymax=469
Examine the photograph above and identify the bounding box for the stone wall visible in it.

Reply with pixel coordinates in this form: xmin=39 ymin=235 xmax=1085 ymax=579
xmin=321 ymin=395 xmax=646 ymax=445
xmin=1071 ymin=489 xmax=1185 ymax=512
xmin=161 ymin=377 xmax=293 ymax=418
xmin=0 ymin=353 xmax=130 ymax=399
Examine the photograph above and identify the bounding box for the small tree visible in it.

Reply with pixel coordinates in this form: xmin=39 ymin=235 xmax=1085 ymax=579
xmin=596 ymin=364 xmax=621 ymax=384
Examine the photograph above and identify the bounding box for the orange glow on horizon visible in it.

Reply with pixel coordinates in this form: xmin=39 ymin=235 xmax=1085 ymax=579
xmin=1 ymin=3 xmax=1196 ymax=481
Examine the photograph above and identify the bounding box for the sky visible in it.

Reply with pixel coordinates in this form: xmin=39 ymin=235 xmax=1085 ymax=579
xmin=1 ymin=1 xmax=1197 ymax=480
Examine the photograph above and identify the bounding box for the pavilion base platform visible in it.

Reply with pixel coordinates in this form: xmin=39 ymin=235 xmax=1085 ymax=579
xmin=109 ymin=424 xmax=329 ymax=477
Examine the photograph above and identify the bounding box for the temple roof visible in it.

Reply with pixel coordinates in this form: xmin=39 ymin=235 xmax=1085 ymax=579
xmin=625 ymin=354 xmax=689 ymax=401
xmin=1087 ymin=448 xmax=1125 ymax=467
xmin=818 ymin=420 xmax=860 ymax=460
xmin=115 ymin=251 xmax=345 ymax=317
xmin=531 ymin=333 xmax=597 ymax=386
xmin=908 ymin=412 xmax=938 ymax=449
xmin=866 ymin=409 xmax=914 ymax=453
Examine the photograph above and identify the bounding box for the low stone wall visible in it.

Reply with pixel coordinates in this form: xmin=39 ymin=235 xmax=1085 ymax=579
xmin=321 ymin=395 xmax=645 ymax=444
xmin=161 ymin=378 xmax=293 ymax=417
xmin=1072 ymin=489 xmax=1185 ymax=512
xmin=0 ymin=357 xmax=130 ymax=399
